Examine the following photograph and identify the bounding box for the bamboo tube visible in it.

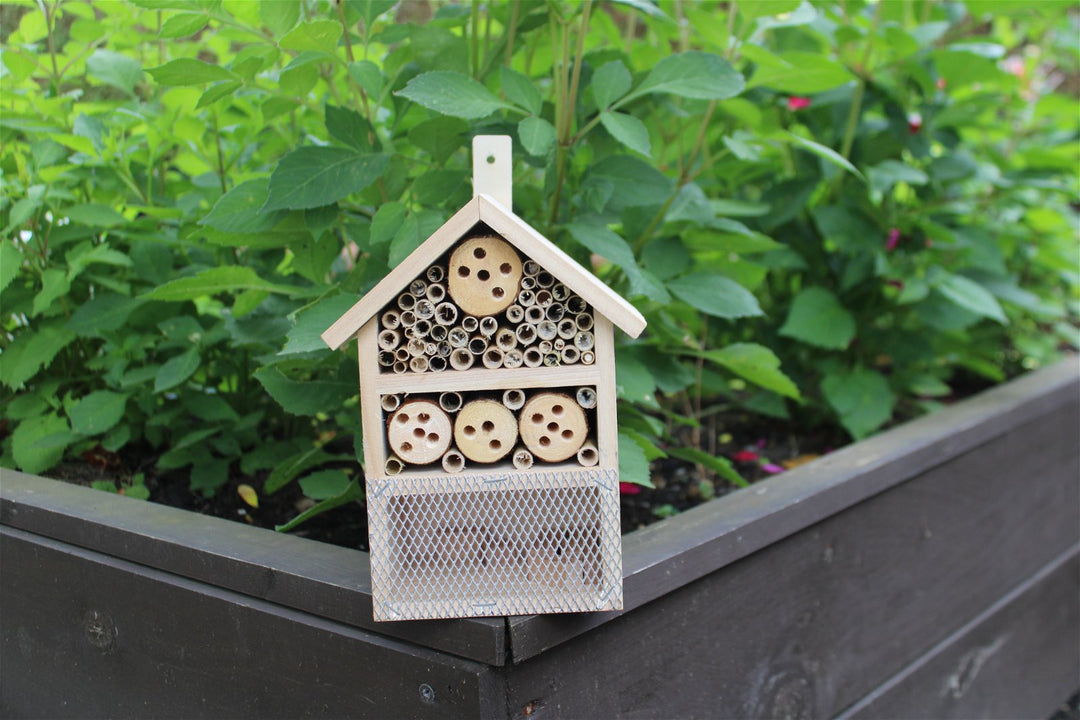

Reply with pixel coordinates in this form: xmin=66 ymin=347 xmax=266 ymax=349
xmin=426 ymin=265 xmax=444 ymax=283
xmin=447 ymin=236 xmax=523 ymax=316
xmin=392 ymin=360 xmax=408 ymax=374
xmin=429 ymin=355 xmax=447 ymax=372
xmin=424 ymin=342 xmax=437 ymax=356
xmin=520 ymin=275 xmax=536 ymax=291
xmin=505 ymin=304 xmax=524 ymax=324
xmin=512 ymin=446 xmax=534 ymax=470
xmin=575 ymin=386 xmax=597 ymax=409
xmin=557 ymin=319 xmax=576 ymax=339
xmin=461 ymin=315 xmax=479 ymax=333
xmin=397 ymin=292 xmax=416 ymax=311
xmin=385 ymin=456 xmax=404 ymax=475
xmin=515 ymin=323 xmax=537 ymax=346
xmin=387 ymin=399 xmax=452 ymax=464
xmin=437 ymin=341 xmax=451 ymax=357
xmin=468 ymin=336 xmax=488 ymax=355
xmin=575 ymin=330 xmax=595 ymax=351
xmin=523 ymin=347 xmax=543 ymax=368
xmin=553 ymin=338 xmax=565 ymax=351
xmin=448 ymin=327 xmax=469 ymax=348
xmin=381 ymin=310 xmax=401 ymax=330
xmin=502 ymin=389 xmax=526 ymax=411
xmin=538 ymin=340 xmax=553 ymax=354
xmin=430 ymin=324 xmax=448 ymax=342
xmin=439 ymin=391 xmax=463 ymax=413
xmin=535 ymin=290 xmax=553 ymax=307
xmin=536 ymin=320 xmax=557 ymax=341
xmin=577 ymin=442 xmax=599 ymax=467
xmin=504 ymin=348 xmax=523 ymax=369
xmin=400 ymin=310 xmax=416 ymax=327
xmin=566 ymin=295 xmax=587 ymax=314
xmin=482 ymin=348 xmax=504 ymax=369
xmin=519 ymin=392 xmax=588 ymax=462
xmin=552 ymin=283 xmax=570 ymax=302
xmin=378 ymin=351 xmax=395 ymax=367
xmin=581 ymin=350 xmax=595 ymax=365
xmin=543 ymin=353 xmax=559 ymax=367
xmin=525 ymin=305 xmax=545 ymax=324
xmin=479 ymin=316 xmax=498 ymax=337
xmin=495 ymin=328 xmax=517 ymax=351
xmin=546 ymin=303 xmax=565 ymax=322
xmin=414 ymin=319 xmax=431 ymax=338
xmin=574 ymin=312 xmax=593 ymax=331
xmin=523 ymin=259 xmax=540 ymax=276
xmin=409 ymin=278 xmax=427 ymax=297
xmin=450 ymin=348 xmax=474 ymax=370
xmin=561 ymin=346 xmax=580 ymax=364
xmin=536 ymin=271 xmax=554 ymax=288
xmin=453 ymin=399 xmax=518 ymax=463
xmin=381 ymin=394 xmax=402 ymax=413
xmin=442 ymin=449 xmax=465 ymax=473
xmin=518 ymin=289 xmax=536 ymax=307
xmin=415 ymin=299 xmax=435 ymax=320
xmin=426 ymin=283 xmax=446 ymax=303
xmin=435 ymin=302 xmax=458 ymax=326
xmin=407 ymin=338 xmax=426 ymax=357
xmin=409 ymin=356 xmax=429 ymax=372
xmin=394 ymin=347 xmax=409 ymax=362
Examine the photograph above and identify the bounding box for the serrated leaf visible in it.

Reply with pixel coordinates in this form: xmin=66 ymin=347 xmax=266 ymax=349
xmin=64 ymin=203 xmax=127 ymax=227
xmin=32 ymin=269 xmax=70 ymax=316
xmin=325 ymin=104 xmax=373 ymax=151
xmin=280 ymin=294 xmax=358 ymax=354
xmin=260 ymin=0 xmax=299 ymax=35
xmin=254 ymin=367 xmax=353 ymax=416
xmin=501 ymin=66 xmax=542 ymax=115
xmin=144 ymin=267 xmax=303 ymax=301
xmin=0 ymin=323 xmax=76 ymax=389
xmin=263 ymin=147 xmax=389 ymax=211
xmin=155 ymin=348 xmax=200 ymax=393
xmin=1 ymin=241 xmax=23 ymax=293
xmin=201 ymin=179 xmax=287 ymax=233
xmin=624 ymin=51 xmax=744 ymax=103
xmin=397 ymin=71 xmax=516 ymax=119
xmin=822 ymin=366 xmax=895 ymax=440
xmin=159 ymin=12 xmax=208 ymax=38
xmin=592 ymin=60 xmax=632 ymax=109
xmin=146 ymin=58 xmax=236 ymax=86
xmin=702 ymin=343 xmax=801 ymax=400
xmin=744 ymin=47 xmax=854 ymax=94
xmin=348 ymin=60 xmax=383 ymax=98
xmin=615 ymin=353 xmax=656 ymax=406
xmin=933 ymin=273 xmax=1007 ymax=324
xmin=279 ymin=19 xmax=342 ymax=53
xmin=779 ymin=287 xmax=856 ymax=350
xmin=600 ymin=111 xmax=650 ymax=155
xmin=196 ymin=80 xmax=241 ymax=108
xmin=667 ymin=272 xmax=763 ymax=319
xmin=12 ymin=414 xmax=70 ymax=474
xmin=517 ymin=116 xmax=555 ymax=156
xmin=618 ymin=432 xmax=654 ymax=487
xmin=86 ymin=50 xmax=142 ymax=94
xmin=69 ymin=391 xmax=128 ymax=436
xmin=299 ymin=469 xmax=352 ymax=499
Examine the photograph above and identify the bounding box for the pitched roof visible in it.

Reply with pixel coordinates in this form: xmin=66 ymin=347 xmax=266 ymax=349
xmin=321 ymin=194 xmax=647 ymax=349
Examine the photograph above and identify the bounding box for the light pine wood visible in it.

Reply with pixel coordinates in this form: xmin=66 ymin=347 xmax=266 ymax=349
xmin=472 ymin=135 xmax=512 ymax=209
xmin=322 ymin=198 xmax=481 ymax=349
xmin=357 ymin=328 xmax=386 ymax=478
xmin=593 ymin=316 xmax=619 ymax=470
xmin=386 ymin=400 xmax=452 ymax=465
xmin=373 ymin=363 xmax=602 ymax=395
xmin=447 ymin=236 xmax=523 ymax=316
xmin=519 ymin=392 xmax=588 ymax=463
xmin=454 ymin=399 xmax=518 ymax=463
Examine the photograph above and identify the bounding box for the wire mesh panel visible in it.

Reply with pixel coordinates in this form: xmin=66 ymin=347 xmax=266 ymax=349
xmin=368 ymin=467 xmax=622 ymax=621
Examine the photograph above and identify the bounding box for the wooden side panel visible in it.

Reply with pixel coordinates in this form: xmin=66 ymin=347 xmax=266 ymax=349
xmin=0 ymin=527 xmax=502 ymax=720
xmin=592 ymin=316 xmax=617 ymax=470
xmin=358 ymin=323 xmax=387 ymax=479
xmin=501 ymin=405 xmax=1080 ymax=718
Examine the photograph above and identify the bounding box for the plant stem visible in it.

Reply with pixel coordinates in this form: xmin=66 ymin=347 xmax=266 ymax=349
xmin=548 ymin=2 xmax=592 ymax=226
xmin=471 ymin=0 xmax=481 ymax=78
xmin=504 ymin=0 xmax=520 ymax=66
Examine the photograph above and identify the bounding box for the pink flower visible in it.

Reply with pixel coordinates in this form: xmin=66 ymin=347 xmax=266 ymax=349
xmin=732 ymin=450 xmax=760 ymax=463
xmin=936 ymin=77 xmax=947 ymax=91
xmin=619 ymin=482 xmax=642 ymax=495
xmin=787 ymin=96 xmax=811 ymax=111
xmin=762 ymin=463 xmax=785 ymax=474
xmin=907 ymin=112 xmax=923 ymax=134
xmin=886 ymin=228 xmax=901 ymax=251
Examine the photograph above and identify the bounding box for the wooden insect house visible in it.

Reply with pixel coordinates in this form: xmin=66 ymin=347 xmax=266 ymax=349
xmin=322 ymin=136 xmax=646 ymax=621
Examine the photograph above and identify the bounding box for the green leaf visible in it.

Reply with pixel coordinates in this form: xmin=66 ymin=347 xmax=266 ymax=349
xmin=69 ymin=391 xmax=128 ymax=436
xmin=32 ymin=269 xmax=70 ymax=316
xmin=348 ymin=60 xmax=383 ymax=98
xmin=592 ymin=60 xmax=632 ymax=109
xmin=618 ymin=432 xmax=654 ymax=487
xmin=396 ymin=71 xmax=516 ymax=119
xmin=779 ymin=287 xmax=856 ymax=350
xmin=389 ymin=210 xmax=443 ymax=267
xmin=933 ymin=273 xmax=1008 ymax=324
xmin=144 ymin=267 xmax=303 ymax=301
xmin=159 ymin=12 xmax=208 ymax=38
xmin=265 ymin=446 xmax=338 ymax=493
xmin=260 ymin=0 xmax=300 ymax=35
xmin=12 ymin=414 xmax=70 ymax=474
xmin=822 ymin=367 xmax=895 ymax=440
xmin=254 ymin=367 xmax=354 ymax=416
xmin=280 ymin=294 xmax=358 ymax=355
xmin=195 ymin=80 xmax=242 ymax=109
xmin=201 ymin=179 xmax=286 ymax=233
xmin=566 ymin=222 xmax=666 ymax=302
xmin=325 ymin=104 xmax=372 ymax=151
xmin=501 ymin=66 xmax=542 ymax=115
xmin=586 ymin=155 xmax=674 ymax=210
xmin=263 ymin=147 xmax=390 ymax=211
xmin=86 ymin=50 xmax=142 ymax=94
xmin=667 ymin=447 xmax=748 ymax=487
xmin=624 ymin=51 xmax=744 ymax=103
xmin=867 ymin=160 xmax=928 ymax=193
xmin=785 ymin=133 xmax=864 ymax=181
xmin=369 ymin=201 xmax=406 ymax=246
xmin=701 ymin=343 xmax=801 ymax=400
xmin=155 ymin=348 xmax=200 ymax=393
xmin=744 ymin=48 xmax=854 ymax=94
xmin=68 ymin=294 xmax=145 ymax=336
xmin=146 ymin=58 xmax=237 ymax=86
xmin=615 ymin=353 xmax=657 ymax=405
xmin=667 ymin=272 xmax=763 ymax=319
xmin=299 ymin=469 xmax=352 ymax=499
xmin=64 ymin=203 xmax=127 ymax=227
xmin=190 ymin=458 xmax=230 ymax=496
xmin=279 ymin=19 xmax=342 ymax=53
xmin=0 ymin=323 xmax=76 ymax=390
xmin=1 ymin=242 xmax=22 ymax=293
xmin=599 ymin=111 xmax=650 ymax=155
xmin=276 ymin=479 xmax=363 ymax=532
xmin=518 ymin=116 xmax=556 ymax=156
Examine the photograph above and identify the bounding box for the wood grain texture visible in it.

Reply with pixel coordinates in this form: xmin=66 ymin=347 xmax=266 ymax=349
xmin=358 ymin=326 xmax=387 ymax=478
xmin=373 ymin=363 xmax=601 ymax=395
xmin=0 ymin=527 xmax=503 ymax=719
xmin=593 ymin=317 xmax=618 ymax=470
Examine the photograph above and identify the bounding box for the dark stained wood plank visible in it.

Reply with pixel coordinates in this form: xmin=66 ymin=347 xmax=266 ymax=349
xmin=0 ymin=527 xmax=505 ymax=720
xmin=500 ymin=405 xmax=1080 ymax=717
xmin=508 ymin=359 xmax=1080 ymax=662
xmin=839 ymin=545 xmax=1079 ymax=720
xmin=0 ymin=470 xmax=506 ymax=666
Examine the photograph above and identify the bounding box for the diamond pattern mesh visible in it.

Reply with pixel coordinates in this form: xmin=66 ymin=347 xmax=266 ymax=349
xmin=368 ymin=467 xmax=622 ymax=621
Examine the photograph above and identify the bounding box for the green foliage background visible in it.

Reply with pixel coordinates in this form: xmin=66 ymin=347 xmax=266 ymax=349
xmin=1 ymin=0 xmax=1076 ymax=523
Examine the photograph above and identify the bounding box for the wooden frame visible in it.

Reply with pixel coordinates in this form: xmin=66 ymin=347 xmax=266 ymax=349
xmin=3 ymin=360 xmax=1076 ymax=716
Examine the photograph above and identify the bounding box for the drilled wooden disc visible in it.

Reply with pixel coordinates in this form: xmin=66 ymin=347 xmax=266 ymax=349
xmin=386 ymin=400 xmax=452 ymax=465
xmin=454 ymin=399 xmax=518 ymax=463
xmin=519 ymin=393 xmax=587 ymax=462
xmin=447 ymin=236 xmax=523 ymax=317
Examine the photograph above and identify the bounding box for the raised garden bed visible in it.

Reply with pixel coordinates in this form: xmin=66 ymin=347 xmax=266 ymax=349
xmin=2 ymin=359 xmax=1077 ymax=718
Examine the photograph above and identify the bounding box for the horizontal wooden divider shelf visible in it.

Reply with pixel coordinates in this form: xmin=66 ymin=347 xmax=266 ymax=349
xmin=372 ymin=364 xmax=602 ymax=395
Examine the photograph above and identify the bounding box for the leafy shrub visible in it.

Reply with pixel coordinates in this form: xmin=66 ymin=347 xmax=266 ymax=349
xmin=1 ymin=0 xmax=1075 ymax=526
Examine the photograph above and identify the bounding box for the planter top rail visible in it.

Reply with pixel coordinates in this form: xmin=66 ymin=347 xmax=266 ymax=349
xmin=1 ymin=359 xmax=1076 ymax=666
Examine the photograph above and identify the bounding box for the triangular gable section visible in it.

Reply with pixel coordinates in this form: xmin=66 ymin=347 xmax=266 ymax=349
xmin=322 ymin=194 xmax=646 ymax=349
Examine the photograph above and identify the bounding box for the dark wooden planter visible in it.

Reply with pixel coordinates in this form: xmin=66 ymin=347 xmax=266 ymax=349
xmin=3 ymin=360 xmax=1077 ymax=719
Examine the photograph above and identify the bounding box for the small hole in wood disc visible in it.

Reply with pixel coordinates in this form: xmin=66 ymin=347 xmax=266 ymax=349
xmin=552 ymin=405 xmax=564 ymax=416
xmin=419 ymin=413 xmax=431 ymax=422
xmin=464 ymin=425 xmax=476 ymax=436
xmin=561 ymin=429 xmax=574 ymax=439
xmin=413 ymin=428 xmax=425 ymax=438
xmin=396 ymin=413 xmax=409 ymax=424
xmin=482 ymin=420 xmax=495 ymax=432
xmin=499 ymin=262 xmax=512 ymax=275
xmin=401 ymin=442 xmax=413 ymax=452
xmin=477 ymin=269 xmax=490 ymax=281
xmin=539 ymin=436 xmax=551 ymax=447
xmin=473 ymin=247 xmax=486 ymax=259
xmin=531 ymin=413 xmax=544 ymax=424
xmin=489 ymin=439 xmax=501 ymax=450
xmin=546 ymin=422 xmax=559 ymax=432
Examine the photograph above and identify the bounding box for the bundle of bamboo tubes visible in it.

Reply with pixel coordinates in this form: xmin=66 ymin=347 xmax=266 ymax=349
xmin=376 ymin=240 xmax=596 ymax=374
